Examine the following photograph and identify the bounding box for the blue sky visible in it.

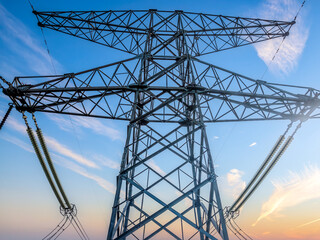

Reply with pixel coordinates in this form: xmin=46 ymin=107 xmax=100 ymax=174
xmin=1 ymin=0 xmax=320 ymax=239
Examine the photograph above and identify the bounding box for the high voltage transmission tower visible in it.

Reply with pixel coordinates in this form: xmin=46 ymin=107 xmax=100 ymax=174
xmin=2 ymin=9 xmax=320 ymax=240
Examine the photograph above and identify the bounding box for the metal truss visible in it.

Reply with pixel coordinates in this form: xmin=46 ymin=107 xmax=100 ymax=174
xmin=3 ymin=9 xmax=320 ymax=240
xmin=5 ymin=56 xmax=320 ymax=123
xmin=33 ymin=10 xmax=294 ymax=56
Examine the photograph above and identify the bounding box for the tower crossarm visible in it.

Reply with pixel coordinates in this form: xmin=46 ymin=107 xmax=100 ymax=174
xmin=2 ymin=57 xmax=320 ymax=123
xmin=33 ymin=9 xmax=294 ymax=56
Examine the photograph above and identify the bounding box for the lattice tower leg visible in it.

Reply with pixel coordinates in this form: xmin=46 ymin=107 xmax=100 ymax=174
xmin=107 ymin=107 xmax=229 ymax=239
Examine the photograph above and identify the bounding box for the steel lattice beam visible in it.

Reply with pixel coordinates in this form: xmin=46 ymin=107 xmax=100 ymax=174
xmin=4 ymin=57 xmax=320 ymax=123
xmin=33 ymin=9 xmax=294 ymax=56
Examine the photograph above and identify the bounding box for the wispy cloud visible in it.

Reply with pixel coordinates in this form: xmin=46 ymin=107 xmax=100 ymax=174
xmin=3 ymin=111 xmax=121 ymax=171
xmin=53 ymin=154 xmax=116 ymax=194
xmin=45 ymin=136 xmax=99 ymax=169
xmin=296 ymin=217 xmax=320 ymax=229
xmin=92 ymin=154 xmax=120 ymax=170
xmin=148 ymin=159 xmax=165 ymax=176
xmin=47 ymin=114 xmax=122 ymax=141
xmin=0 ymin=109 xmax=119 ymax=194
xmin=253 ymin=165 xmax=320 ymax=226
xmin=254 ymin=0 xmax=309 ymax=75
xmin=0 ymin=3 xmax=62 ymax=78
xmin=1 ymin=132 xmax=116 ymax=194
xmin=249 ymin=142 xmax=257 ymax=147
xmin=0 ymin=134 xmax=33 ymax=153
xmin=227 ymin=169 xmax=246 ymax=199
xmin=6 ymin=116 xmax=27 ymax=135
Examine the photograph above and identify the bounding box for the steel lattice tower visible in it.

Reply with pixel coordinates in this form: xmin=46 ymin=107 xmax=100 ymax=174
xmin=3 ymin=9 xmax=320 ymax=240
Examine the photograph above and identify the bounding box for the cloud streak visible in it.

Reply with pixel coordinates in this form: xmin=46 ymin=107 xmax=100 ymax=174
xmin=47 ymin=114 xmax=122 ymax=141
xmin=253 ymin=165 xmax=320 ymax=226
xmin=92 ymin=154 xmax=120 ymax=170
xmin=0 ymin=134 xmax=33 ymax=153
xmin=148 ymin=159 xmax=165 ymax=176
xmin=53 ymin=154 xmax=116 ymax=194
xmin=6 ymin=116 xmax=27 ymax=135
xmin=0 ymin=3 xmax=61 ymax=78
xmin=296 ymin=217 xmax=320 ymax=229
xmin=45 ymin=136 xmax=99 ymax=169
xmin=254 ymin=0 xmax=309 ymax=75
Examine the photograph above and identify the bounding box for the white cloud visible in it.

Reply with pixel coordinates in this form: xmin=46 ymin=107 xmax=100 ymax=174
xmin=148 ymin=159 xmax=165 ymax=176
xmin=296 ymin=217 xmax=320 ymax=229
xmin=92 ymin=154 xmax=120 ymax=170
xmin=249 ymin=142 xmax=257 ymax=147
xmin=253 ymin=165 xmax=320 ymax=226
xmin=6 ymin=116 xmax=27 ymax=135
xmin=45 ymin=136 xmax=99 ymax=169
xmin=0 ymin=134 xmax=33 ymax=153
xmin=0 ymin=3 xmax=62 ymax=77
xmin=227 ymin=169 xmax=246 ymax=199
xmin=47 ymin=114 xmax=122 ymax=141
xmin=213 ymin=136 xmax=219 ymax=140
xmin=2 ymin=111 xmax=119 ymax=170
xmin=1 ymin=132 xmax=116 ymax=194
xmin=254 ymin=0 xmax=309 ymax=75
xmin=53 ymin=154 xmax=116 ymax=194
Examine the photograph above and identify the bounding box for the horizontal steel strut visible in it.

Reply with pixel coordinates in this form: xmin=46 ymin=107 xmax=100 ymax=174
xmin=1 ymin=8 xmax=320 ymax=240
xmin=3 ymin=57 xmax=320 ymax=123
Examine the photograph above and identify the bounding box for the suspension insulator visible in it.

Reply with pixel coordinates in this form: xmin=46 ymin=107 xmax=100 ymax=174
xmin=36 ymin=127 xmax=72 ymax=209
xmin=26 ymin=126 xmax=66 ymax=209
xmin=0 ymin=104 xmax=13 ymax=130
xmin=229 ymin=135 xmax=285 ymax=212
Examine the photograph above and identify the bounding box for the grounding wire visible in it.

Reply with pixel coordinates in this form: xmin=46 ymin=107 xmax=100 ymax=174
xmin=260 ymin=0 xmax=306 ymax=79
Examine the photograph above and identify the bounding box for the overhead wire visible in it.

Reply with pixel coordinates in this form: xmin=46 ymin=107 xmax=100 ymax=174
xmin=230 ymin=218 xmax=253 ymax=240
xmin=42 ymin=216 xmax=70 ymax=240
xmin=222 ymin=209 xmax=253 ymax=240
xmin=71 ymin=215 xmax=90 ymax=240
xmin=28 ymin=0 xmax=57 ymax=75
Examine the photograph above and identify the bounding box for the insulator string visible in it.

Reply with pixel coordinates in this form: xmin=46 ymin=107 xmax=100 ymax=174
xmin=0 ymin=104 xmax=13 ymax=130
